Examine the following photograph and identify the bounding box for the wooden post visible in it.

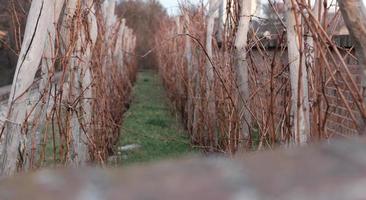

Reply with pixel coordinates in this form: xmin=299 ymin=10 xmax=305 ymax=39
xmin=205 ymin=0 xmax=221 ymax=148
xmin=184 ymin=12 xmax=194 ymax=134
xmin=26 ymin=0 xmax=65 ymax=169
xmin=284 ymin=0 xmax=310 ymax=145
xmin=337 ymin=0 xmax=366 ymax=131
xmin=73 ymin=0 xmax=98 ymax=166
xmin=216 ymin=0 xmax=224 ymax=48
xmin=1 ymin=0 xmax=56 ymax=175
xmin=233 ymin=0 xmax=254 ymax=141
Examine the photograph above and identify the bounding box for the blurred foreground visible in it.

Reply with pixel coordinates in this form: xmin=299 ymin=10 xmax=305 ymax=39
xmin=0 ymin=138 xmax=365 ymax=200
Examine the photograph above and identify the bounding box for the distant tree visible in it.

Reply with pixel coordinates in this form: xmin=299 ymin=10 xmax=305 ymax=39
xmin=6 ymin=0 xmax=31 ymax=55
xmin=0 ymin=1 xmax=8 ymax=30
xmin=116 ymin=0 xmax=167 ymax=69
xmin=0 ymin=0 xmax=31 ymax=86
xmin=262 ymin=1 xmax=285 ymax=22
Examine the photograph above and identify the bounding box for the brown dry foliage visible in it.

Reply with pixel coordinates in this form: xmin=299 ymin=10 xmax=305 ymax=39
xmin=155 ymin=1 xmax=366 ymax=153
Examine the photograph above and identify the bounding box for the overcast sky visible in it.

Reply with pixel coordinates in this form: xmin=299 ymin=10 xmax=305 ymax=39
xmin=159 ymin=0 xmax=207 ymax=15
xmin=159 ymin=0 xmax=179 ymax=15
xmin=159 ymin=0 xmax=180 ymax=10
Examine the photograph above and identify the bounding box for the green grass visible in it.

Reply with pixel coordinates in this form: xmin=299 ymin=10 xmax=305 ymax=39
xmin=115 ymin=70 xmax=197 ymax=165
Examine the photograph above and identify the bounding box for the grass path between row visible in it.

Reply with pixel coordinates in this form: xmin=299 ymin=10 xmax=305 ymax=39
xmin=115 ymin=70 xmax=197 ymax=165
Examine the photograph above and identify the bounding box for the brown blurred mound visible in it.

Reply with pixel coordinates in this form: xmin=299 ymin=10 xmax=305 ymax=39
xmin=1 ymin=138 xmax=366 ymax=200
xmin=116 ymin=0 xmax=168 ymax=69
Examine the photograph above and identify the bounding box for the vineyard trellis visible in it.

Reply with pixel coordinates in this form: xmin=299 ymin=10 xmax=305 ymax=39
xmin=156 ymin=0 xmax=366 ymax=153
xmin=1 ymin=0 xmax=366 ymax=177
xmin=0 ymin=0 xmax=136 ymax=175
